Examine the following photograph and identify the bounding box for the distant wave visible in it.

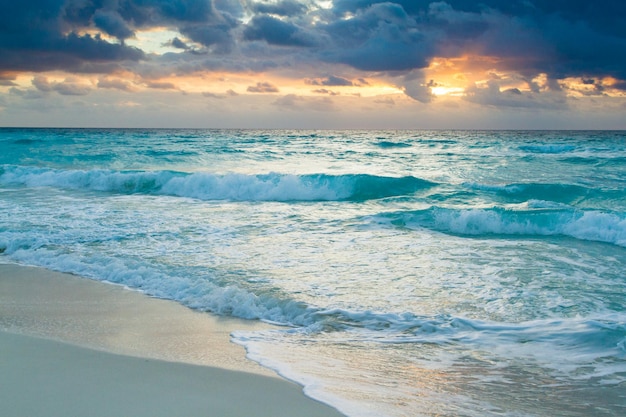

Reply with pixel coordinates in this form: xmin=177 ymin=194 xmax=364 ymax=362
xmin=0 ymin=165 xmax=435 ymax=202
xmin=373 ymin=140 xmax=412 ymax=148
xmin=518 ymin=144 xmax=578 ymax=154
xmin=374 ymin=206 xmax=626 ymax=247
xmin=463 ymin=181 xmax=623 ymax=206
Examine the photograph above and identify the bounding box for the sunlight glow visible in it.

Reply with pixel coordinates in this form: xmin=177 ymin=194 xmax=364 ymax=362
xmin=430 ymin=86 xmax=465 ymax=97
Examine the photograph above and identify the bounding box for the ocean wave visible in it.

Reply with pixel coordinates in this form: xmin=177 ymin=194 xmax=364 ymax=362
xmin=6 ymin=233 xmax=624 ymax=363
xmin=373 ymin=140 xmax=412 ymax=148
xmin=374 ymin=206 xmax=626 ymax=247
xmin=0 ymin=165 xmax=435 ymax=202
xmin=315 ymin=311 xmax=626 ymax=356
xmin=4 ymin=237 xmax=624 ymax=380
xmin=518 ymin=144 xmax=578 ymax=154
xmin=463 ymin=181 xmax=624 ymax=206
xmin=235 ymin=309 xmax=626 ymax=375
xmin=2 ymin=244 xmax=318 ymax=325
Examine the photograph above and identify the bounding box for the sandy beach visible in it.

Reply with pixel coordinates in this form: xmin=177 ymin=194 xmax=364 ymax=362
xmin=0 ymin=263 xmax=345 ymax=417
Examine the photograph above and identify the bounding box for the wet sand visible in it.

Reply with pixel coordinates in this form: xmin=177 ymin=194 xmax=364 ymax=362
xmin=0 ymin=263 xmax=345 ymax=417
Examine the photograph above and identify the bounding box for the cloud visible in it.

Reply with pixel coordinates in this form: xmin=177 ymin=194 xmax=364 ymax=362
xmin=98 ymin=77 xmax=137 ymax=92
xmin=312 ymin=89 xmax=340 ymax=96
xmin=320 ymin=2 xmax=432 ymax=71
xmin=247 ymin=81 xmax=279 ymax=93
xmin=125 ymin=0 xmax=218 ymax=23
xmin=400 ymin=70 xmax=434 ymax=103
xmin=272 ymin=94 xmax=336 ymax=112
xmin=3 ymin=1 xmax=624 ymax=83
xmin=243 ymin=14 xmax=319 ymax=47
xmin=202 ymin=91 xmax=226 ymax=99
xmin=144 ymin=81 xmax=179 ymax=90
xmin=31 ymin=76 xmax=53 ymax=93
xmin=32 ymin=75 xmax=92 ymax=96
xmin=180 ymin=23 xmax=235 ymax=52
xmin=0 ymin=0 xmax=238 ymax=72
xmin=251 ymin=0 xmax=308 ymax=17
xmin=169 ymin=37 xmax=190 ymax=49
xmin=0 ymin=74 xmax=17 ymax=86
xmin=306 ymin=76 xmax=355 ymax=86
xmin=202 ymin=87 xmax=239 ymax=99
xmin=9 ymin=87 xmax=47 ymax=99
xmin=465 ymin=79 xmax=567 ymax=109
xmin=323 ymin=1 xmax=626 ymax=83
xmin=374 ymin=97 xmax=396 ymax=107
xmin=214 ymin=0 xmax=246 ymax=19
xmin=93 ymin=10 xmax=134 ymax=40
xmin=0 ymin=1 xmax=145 ymax=72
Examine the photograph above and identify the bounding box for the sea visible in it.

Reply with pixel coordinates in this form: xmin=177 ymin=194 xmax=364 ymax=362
xmin=1 ymin=128 xmax=625 ymax=416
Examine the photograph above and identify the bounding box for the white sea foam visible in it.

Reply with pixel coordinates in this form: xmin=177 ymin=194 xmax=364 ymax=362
xmin=393 ymin=206 xmax=626 ymax=247
xmin=0 ymin=165 xmax=432 ymax=201
xmin=160 ymin=172 xmax=342 ymax=201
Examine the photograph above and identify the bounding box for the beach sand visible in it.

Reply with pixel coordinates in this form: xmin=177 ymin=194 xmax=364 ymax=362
xmin=0 ymin=263 xmax=345 ymax=417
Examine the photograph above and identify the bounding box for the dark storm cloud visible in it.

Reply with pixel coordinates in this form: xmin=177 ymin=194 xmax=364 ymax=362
xmin=0 ymin=0 xmax=144 ymax=72
xmin=324 ymin=1 xmax=626 ymax=83
xmin=0 ymin=0 xmax=235 ymax=72
xmin=251 ymin=0 xmax=309 ymax=17
xmin=118 ymin=0 xmax=219 ymax=24
xmin=319 ymin=2 xmax=432 ymax=71
xmin=93 ymin=10 xmax=134 ymax=40
xmin=243 ymin=14 xmax=319 ymax=47
xmin=180 ymin=23 xmax=235 ymax=52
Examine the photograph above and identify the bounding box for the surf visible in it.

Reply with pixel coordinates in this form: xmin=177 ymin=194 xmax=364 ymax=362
xmin=371 ymin=206 xmax=626 ymax=247
xmin=0 ymin=165 xmax=435 ymax=202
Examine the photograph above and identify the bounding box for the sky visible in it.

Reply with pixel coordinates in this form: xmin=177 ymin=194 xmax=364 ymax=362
xmin=1 ymin=0 xmax=625 ymax=129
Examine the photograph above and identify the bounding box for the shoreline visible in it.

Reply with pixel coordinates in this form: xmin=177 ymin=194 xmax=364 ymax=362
xmin=0 ymin=263 xmax=345 ymax=417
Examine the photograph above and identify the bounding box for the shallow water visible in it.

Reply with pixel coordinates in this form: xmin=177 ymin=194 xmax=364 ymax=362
xmin=1 ymin=129 xmax=625 ymax=416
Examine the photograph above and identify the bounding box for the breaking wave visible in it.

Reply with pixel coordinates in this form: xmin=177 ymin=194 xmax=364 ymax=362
xmin=0 ymin=165 xmax=435 ymax=202
xmin=376 ymin=206 xmax=626 ymax=247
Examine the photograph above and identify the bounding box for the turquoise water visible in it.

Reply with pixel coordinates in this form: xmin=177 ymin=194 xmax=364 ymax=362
xmin=1 ymin=129 xmax=625 ymax=416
